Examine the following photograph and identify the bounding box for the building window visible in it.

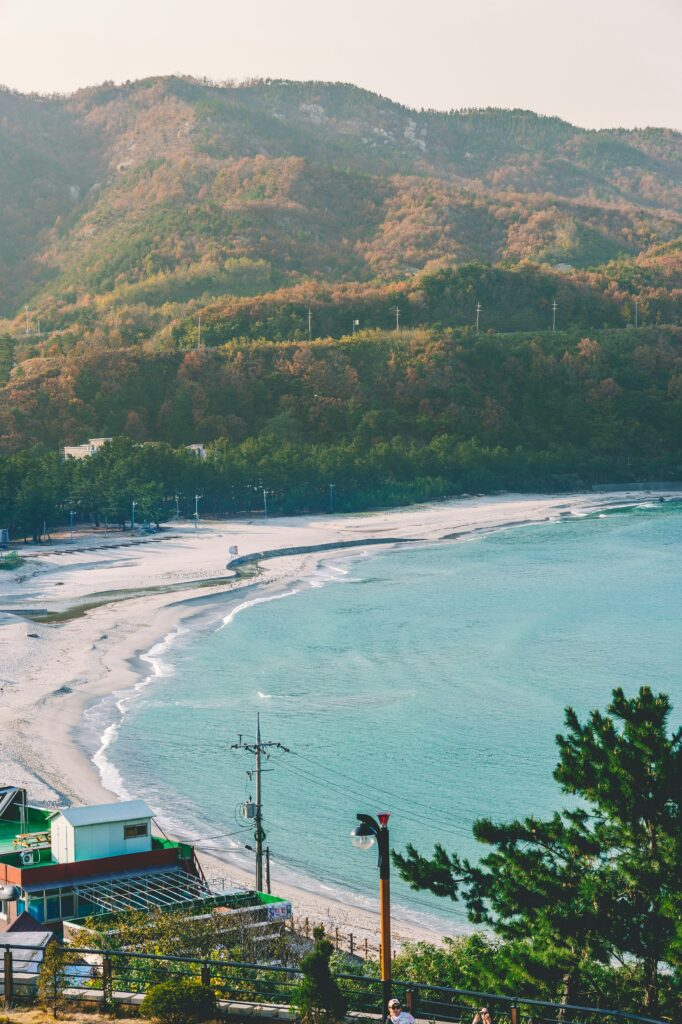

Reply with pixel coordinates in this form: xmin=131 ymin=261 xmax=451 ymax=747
xmin=123 ymin=822 xmax=148 ymax=840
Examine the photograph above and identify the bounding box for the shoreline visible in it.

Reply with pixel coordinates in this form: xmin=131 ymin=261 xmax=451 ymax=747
xmin=1 ymin=490 xmax=678 ymax=946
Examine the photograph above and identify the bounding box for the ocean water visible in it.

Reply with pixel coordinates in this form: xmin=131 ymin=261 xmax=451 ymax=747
xmin=85 ymin=500 xmax=682 ymax=934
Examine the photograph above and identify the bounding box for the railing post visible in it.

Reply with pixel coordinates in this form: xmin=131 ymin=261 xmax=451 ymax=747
xmin=201 ymin=963 xmax=211 ymax=987
xmin=102 ymin=955 xmax=112 ymax=1005
xmin=510 ymin=1006 xmax=519 ymax=1024
xmin=4 ymin=947 xmax=13 ymax=1008
xmin=406 ymin=988 xmax=418 ymax=1020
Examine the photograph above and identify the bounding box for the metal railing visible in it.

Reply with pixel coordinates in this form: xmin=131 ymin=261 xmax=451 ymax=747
xmin=0 ymin=943 xmax=669 ymax=1024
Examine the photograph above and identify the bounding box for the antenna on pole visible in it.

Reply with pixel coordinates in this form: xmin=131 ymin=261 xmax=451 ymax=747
xmin=552 ymin=300 xmax=558 ymax=333
xmin=395 ymin=305 xmax=400 ymax=332
xmin=308 ymin=307 xmax=312 ymax=342
xmin=475 ymin=302 xmax=481 ymax=333
xmin=232 ymin=715 xmax=289 ymax=892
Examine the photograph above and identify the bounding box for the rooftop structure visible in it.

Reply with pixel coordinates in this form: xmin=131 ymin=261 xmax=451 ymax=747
xmin=0 ymin=789 xmax=291 ymax=934
xmin=62 ymin=437 xmax=112 ymax=460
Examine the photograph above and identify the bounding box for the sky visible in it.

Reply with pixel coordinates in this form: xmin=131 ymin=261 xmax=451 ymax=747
xmin=0 ymin=0 xmax=680 ymax=131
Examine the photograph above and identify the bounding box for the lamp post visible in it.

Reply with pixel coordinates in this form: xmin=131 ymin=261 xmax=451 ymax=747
xmin=194 ymin=494 xmax=202 ymax=532
xmin=328 ymin=483 xmax=335 ymax=514
xmin=262 ymin=488 xmax=268 ymax=522
xmin=350 ymin=812 xmax=391 ymax=1013
xmin=69 ymin=509 xmax=75 ymax=542
xmin=131 ymin=500 xmax=138 ymax=531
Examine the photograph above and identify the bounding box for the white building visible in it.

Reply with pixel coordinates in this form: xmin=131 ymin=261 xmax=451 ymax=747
xmin=186 ymin=443 xmax=207 ymax=460
xmin=62 ymin=438 xmax=112 ymax=460
xmin=50 ymin=800 xmax=153 ymax=863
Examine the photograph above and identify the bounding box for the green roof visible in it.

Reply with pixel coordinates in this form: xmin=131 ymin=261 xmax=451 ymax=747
xmin=0 ymin=807 xmax=53 ymax=859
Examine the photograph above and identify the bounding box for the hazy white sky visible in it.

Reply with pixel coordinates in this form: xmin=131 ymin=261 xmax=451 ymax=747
xmin=0 ymin=0 xmax=680 ymax=130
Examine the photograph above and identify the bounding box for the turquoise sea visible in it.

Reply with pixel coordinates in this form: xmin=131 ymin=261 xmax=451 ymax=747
xmin=85 ymin=500 xmax=682 ymax=934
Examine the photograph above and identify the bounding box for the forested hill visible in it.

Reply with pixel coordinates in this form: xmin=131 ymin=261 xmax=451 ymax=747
xmin=0 ymin=76 xmax=680 ymax=325
xmin=0 ymin=76 xmax=680 ymax=472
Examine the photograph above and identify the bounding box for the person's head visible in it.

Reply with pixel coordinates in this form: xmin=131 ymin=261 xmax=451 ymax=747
xmin=480 ymin=1009 xmax=492 ymax=1023
xmin=388 ymin=1000 xmax=402 ymax=1015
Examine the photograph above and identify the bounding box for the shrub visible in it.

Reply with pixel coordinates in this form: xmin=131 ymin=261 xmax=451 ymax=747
xmin=140 ymin=979 xmax=217 ymax=1024
xmin=37 ymin=941 xmax=76 ymax=1018
xmin=293 ymin=926 xmax=348 ymax=1024
xmin=0 ymin=551 xmax=23 ymax=570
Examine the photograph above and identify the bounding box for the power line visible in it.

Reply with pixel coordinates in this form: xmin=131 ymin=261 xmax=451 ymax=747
xmin=274 ymin=757 xmax=473 ymax=841
xmin=289 ymin=747 xmax=476 ymax=817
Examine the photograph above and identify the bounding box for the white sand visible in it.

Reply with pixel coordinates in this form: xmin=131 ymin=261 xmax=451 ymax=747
xmin=0 ymin=490 xmax=675 ymax=947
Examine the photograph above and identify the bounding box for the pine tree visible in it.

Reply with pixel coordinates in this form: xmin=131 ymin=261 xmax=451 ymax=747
xmin=293 ymin=927 xmax=348 ymax=1024
xmin=393 ymin=687 xmax=681 ymax=1013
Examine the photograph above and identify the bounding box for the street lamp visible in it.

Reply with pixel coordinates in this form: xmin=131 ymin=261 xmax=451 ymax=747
xmin=262 ymin=488 xmax=268 ymax=521
xmin=350 ymin=812 xmax=392 ymax=1012
xmin=328 ymin=483 xmax=335 ymax=514
xmin=194 ymin=494 xmax=203 ymax=532
xmin=69 ymin=509 xmax=75 ymax=542
xmin=131 ymin=501 xmax=138 ymax=531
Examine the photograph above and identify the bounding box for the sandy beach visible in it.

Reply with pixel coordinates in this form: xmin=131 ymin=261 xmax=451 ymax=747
xmin=0 ymin=489 xmax=676 ymax=948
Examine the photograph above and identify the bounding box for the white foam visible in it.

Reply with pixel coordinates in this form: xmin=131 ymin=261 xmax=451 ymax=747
xmin=218 ymin=588 xmax=299 ymax=629
xmin=88 ymin=625 xmax=186 ymax=798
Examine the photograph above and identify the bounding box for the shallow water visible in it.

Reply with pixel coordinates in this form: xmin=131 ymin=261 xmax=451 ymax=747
xmin=87 ymin=501 xmax=682 ymax=933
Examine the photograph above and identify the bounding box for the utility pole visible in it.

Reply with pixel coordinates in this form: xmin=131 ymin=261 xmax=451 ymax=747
xmin=634 ymin=298 xmax=639 ymax=328
xmin=328 ymin=482 xmax=335 ymax=514
xmin=197 ymin=312 xmax=202 ymax=350
xmin=395 ymin=305 xmax=400 ymax=332
xmin=265 ymin=846 xmax=271 ymax=894
xmin=232 ymin=716 xmax=289 ymax=892
xmin=475 ymin=302 xmax=481 ymax=333
xmin=24 ymin=306 xmax=30 ymax=336
xmin=262 ymin=488 xmax=268 ymax=521
xmin=552 ymin=300 xmax=558 ymax=333
xmin=308 ymin=307 xmax=312 ymax=342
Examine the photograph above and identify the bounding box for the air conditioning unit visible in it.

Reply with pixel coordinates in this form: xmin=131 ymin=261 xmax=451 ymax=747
xmin=20 ymin=850 xmax=38 ymax=865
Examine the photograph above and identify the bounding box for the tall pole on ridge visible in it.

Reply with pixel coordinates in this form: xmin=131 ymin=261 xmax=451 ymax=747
xmin=308 ymin=307 xmax=312 ymax=341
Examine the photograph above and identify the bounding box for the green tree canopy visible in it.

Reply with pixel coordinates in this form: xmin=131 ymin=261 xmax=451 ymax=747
xmin=393 ymin=687 xmax=682 ymax=1015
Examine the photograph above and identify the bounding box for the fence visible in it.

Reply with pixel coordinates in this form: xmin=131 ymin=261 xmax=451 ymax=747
xmin=0 ymin=943 xmax=668 ymax=1024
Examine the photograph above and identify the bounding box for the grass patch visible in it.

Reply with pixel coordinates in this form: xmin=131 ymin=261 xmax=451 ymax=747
xmin=0 ymin=550 xmax=24 ymax=570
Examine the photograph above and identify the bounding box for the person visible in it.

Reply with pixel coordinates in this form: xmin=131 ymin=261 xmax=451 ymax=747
xmin=387 ymin=998 xmax=415 ymax=1024
xmin=472 ymin=1008 xmax=494 ymax=1024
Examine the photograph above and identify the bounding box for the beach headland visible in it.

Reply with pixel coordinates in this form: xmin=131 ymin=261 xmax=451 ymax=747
xmin=0 ymin=490 xmax=677 ymax=947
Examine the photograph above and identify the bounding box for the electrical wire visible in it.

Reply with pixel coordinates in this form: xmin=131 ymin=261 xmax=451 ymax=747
xmin=287 ymin=748 xmax=480 ymax=828
xmin=273 ymin=756 xmax=473 ymax=841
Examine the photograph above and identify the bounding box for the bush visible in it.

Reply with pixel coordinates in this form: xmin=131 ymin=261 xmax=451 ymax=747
xmin=140 ymin=980 xmax=217 ymax=1024
xmin=0 ymin=550 xmax=23 ymax=570
xmin=37 ymin=942 xmax=76 ymax=1018
xmin=293 ymin=926 xmax=348 ymax=1024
